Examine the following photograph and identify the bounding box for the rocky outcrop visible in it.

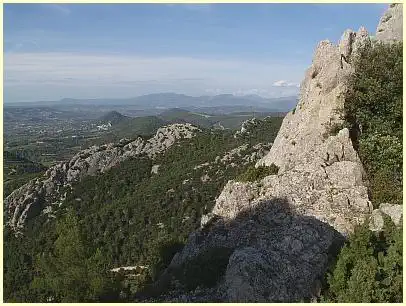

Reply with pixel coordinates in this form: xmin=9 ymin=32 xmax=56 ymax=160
xmin=253 ymin=28 xmax=374 ymax=235
xmin=376 ymin=3 xmax=403 ymax=43
xmin=160 ymin=200 xmax=345 ymax=302
xmin=5 ymin=124 xmax=200 ymax=230
xmin=154 ymin=5 xmax=402 ymax=302
xmin=234 ymin=118 xmax=261 ymax=138
xmin=194 ymin=142 xmax=273 ymax=172
xmin=369 ymin=203 xmax=403 ymax=232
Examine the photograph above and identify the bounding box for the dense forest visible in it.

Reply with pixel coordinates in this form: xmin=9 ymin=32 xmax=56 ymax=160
xmin=3 ymin=151 xmax=48 ymax=197
xmin=3 ymin=117 xmax=283 ymax=302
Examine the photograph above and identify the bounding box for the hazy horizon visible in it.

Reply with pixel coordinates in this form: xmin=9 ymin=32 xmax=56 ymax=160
xmin=5 ymin=3 xmax=388 ymax=103
xmin=4 ymin=91 xmax=299 ymax=105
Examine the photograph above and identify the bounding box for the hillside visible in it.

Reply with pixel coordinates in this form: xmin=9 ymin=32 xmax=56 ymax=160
xmin=98 ymin=111 xmax=129 ymax=125
xmin=4 ymin=117 xmax=283 ymax=301
xmin=3 ymin=151 xmax=48 ymax=197
xmin=3 ymin=4 xmax=403 ymax=303
xmin=158 ymin=108 xmax=214 ymax=128
xmin=158 ymin=108 xmax=279 ymax=130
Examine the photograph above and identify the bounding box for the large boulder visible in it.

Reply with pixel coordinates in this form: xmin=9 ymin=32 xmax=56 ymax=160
xmin=369 ymin=203 xmax=403 ymax=232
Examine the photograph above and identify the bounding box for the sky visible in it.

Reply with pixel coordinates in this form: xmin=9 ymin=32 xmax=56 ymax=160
xmin=4 ymin=3 xmax=389 ymax=103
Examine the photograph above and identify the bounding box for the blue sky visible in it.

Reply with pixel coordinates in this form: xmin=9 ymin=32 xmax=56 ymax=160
xmin=5 ymin=3 xmax=388 ymax=102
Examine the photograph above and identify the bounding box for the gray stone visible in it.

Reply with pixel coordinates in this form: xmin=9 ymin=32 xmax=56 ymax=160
xmin=166 ymin=200 xmax=344 ymax=302
xmin=369 ymin=203 xmax=402 ymax=232
xmin=369 ymin=210 xmax=385 ymax=232
xmin=252 ymin=28 xmax=375 ymax=235
xmin=376 ymin=4 xmax=403 ymax=43
xmin=151 ymin=164 xmax=160 ymax=175
xmin=379 ymin=203 xmax=403 ymax=226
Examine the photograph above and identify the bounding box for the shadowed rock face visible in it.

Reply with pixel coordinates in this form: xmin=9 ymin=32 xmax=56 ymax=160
xmin=148 ymin=5 xmax=402 ymax=302
xmin=144 ymin=200 xmax=344 ymax=302
xmin=5 ymin=123 xmax=200 ymax=230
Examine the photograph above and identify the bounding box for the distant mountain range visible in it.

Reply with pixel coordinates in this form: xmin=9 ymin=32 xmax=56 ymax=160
xmin=6 ymin=93 xmax=298 ymax=113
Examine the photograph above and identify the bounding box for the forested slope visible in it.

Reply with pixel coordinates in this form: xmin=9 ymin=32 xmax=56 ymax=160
xmin=3 ymin=117 xmax=283 ymax=302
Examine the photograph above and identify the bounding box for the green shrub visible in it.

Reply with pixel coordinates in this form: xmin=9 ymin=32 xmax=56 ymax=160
xmin=30 ymin=209 xmax=122 ymax=302
xmin=322 ymin=39 xmax=403 ymax=304
xmin=343 ymin=42 xmax=402 ymax=206
xmin=236 ymin=163 xmax=279 ymax=182
xmin=329 ymin=122 xmax=344 ymax=136
xmin=322 ymin=121 xmax=344 ymax=139
xmin=322 ymin=218 xmax=402 ymax=302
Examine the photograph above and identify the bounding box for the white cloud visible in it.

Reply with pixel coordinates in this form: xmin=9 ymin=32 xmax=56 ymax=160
xmin=272 ymin=80 xmax=299 ymax=87
xmin=4 ymin=52 xmax=304 ymax=102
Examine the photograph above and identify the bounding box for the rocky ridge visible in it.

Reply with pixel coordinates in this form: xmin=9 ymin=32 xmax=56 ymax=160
xmin=5 ymin=123 xmax=200 ymax=230
xmin=194 ymin=142 xmax=273 ymax=171
xmin=155 ymin=4 xmax=403 ymax=302
xmin=233 ymin=117 xmax=262 ymax=138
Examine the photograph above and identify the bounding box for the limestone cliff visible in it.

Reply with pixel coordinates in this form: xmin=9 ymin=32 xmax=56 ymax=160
xmin=156 ymin=4 xmax=403 ymax=302
xmin=376 ymin=3 xmax=403 ymax=42
xmin=5 ymin=123 xmax=200 ymax=230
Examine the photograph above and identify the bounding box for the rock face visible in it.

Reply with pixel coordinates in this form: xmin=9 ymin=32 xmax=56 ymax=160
xmin=156 ymin=5 xmax=403 ymax=302
xmin=166 ymin=200 xmax=345 ymax=302
xmin=376 ymin=4 xmax=403 ymax=42
xmin=5 ymin=124 xmax=200 ymax=230
xmin=369 ymin=203 xmax=403 ymax=232
xmin=254 ymin=29 xmax=375 ymax=235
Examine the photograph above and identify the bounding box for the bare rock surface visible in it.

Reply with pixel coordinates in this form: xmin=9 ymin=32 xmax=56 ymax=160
xmin=376 ymin=3 xmax=403 ymax=43
xmin=151 ymin=164 xmax=160 ymax=175
xmin=5 ymin=124 xmax=200 ymax=230
xmin=234 ymin=118 xmax=262 ymax=138
xmin=253 ymin=28 xmax=377 ymax=235
xmin=213 ymin=128 xmax=372 ymax=236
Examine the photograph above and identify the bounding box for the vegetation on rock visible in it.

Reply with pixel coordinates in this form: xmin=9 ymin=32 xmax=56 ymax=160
xmin=323 ymin=218 xmax=402 ymax=302
xmin=30 ymin=209 xmax=122 ymax=302
xmin=343 ymin=42 xmax=402 ymax=206
xmin=236 ymin=163 xmax=279 ymax=182
xmin=323 ymin=41 xmax=403 ymax=302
